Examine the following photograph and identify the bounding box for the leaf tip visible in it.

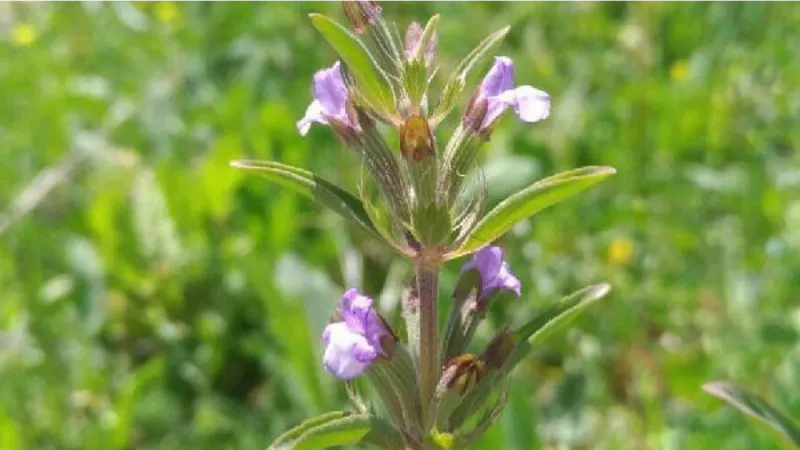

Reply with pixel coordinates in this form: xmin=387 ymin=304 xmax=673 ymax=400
xmin=598 ymin=166 xmax=617 ymax=176
xmin=308 ymin=13 xmax=325 ymax=26
xmin=591 ymin=282 xmax=612 ymax=299
xmin=424 ymin=15 xmax=442 ymax=36
xmin=703 ymin=380 xmax=733 ymax=397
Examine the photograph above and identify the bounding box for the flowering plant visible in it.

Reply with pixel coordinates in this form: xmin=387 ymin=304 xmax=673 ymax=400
xmin=232 ymin=3 xmax=615 ymax=449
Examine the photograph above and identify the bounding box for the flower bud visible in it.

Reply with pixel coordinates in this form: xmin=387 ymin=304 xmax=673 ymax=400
xmin=341 ymin=1 xmax=382 ymax=34
xmin=400 ymin=115 xmax=435 ymax=163
xmin=404 ymin=18 xmax=438 ymax=67
xmin=439 ymin=354 xmax=487 ymax=396
xmin=404 ymin=21 xmax=422 ymax=59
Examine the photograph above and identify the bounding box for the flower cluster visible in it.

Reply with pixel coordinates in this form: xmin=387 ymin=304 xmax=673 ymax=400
xmin=321 ymin=247 xmax=518 ymax=380
xmin=235 ymin=3 xmax=615 ymax=449
xmin=298 ymin=57 xmax=551 ymax=137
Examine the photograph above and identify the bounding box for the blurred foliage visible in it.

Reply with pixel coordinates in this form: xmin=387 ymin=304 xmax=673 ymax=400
xmin=1 ymin=2 xmax=799 ymax=449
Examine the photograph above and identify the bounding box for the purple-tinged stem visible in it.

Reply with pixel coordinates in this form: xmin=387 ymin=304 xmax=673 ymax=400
xmin=415 ymin=261 xmax=439 ymax=420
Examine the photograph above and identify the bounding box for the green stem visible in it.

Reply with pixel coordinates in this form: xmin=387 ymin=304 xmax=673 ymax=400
xmin=415 ymin=262 xmax=439 ymax=423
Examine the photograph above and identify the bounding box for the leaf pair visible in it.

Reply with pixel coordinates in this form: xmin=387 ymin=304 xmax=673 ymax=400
xmin=233 ymin=160 xmax=616 ymax=262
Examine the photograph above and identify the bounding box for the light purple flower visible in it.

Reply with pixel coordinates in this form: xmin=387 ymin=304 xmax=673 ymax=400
xmin=321 ymin=288 xmax=390 ymax=380
xmin=461 ymin=246 xmax=521 ymax=301
xmin=475 ymin=56 xmax=550 ymax=130
xmin=297 ymin=61 xmax=354 ymax=135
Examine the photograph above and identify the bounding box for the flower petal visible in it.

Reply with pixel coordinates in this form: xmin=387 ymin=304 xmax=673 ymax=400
xmin=464 ymin=246 xmax=522 ymax=301
xmin=479 ymin=56 xmax=515 ymax=99
xmin=322 ymin=322 xmax=377 ymax=380
xmin=341 ymin=288 xmax=371 ymax=335
xmin=506 ymin=85 xmax=551 ymax=123
xmin=296 ymin=100 xmax=327 ymax=135
xmin=313 ymin=61 xmax=348 ymax=118
xmin=482 ymin=96 xmax=510 ymax=130
xmin=474 ymin=246 xmax=504 ymax=283
xmin=340 ymin=288 xmax=388 ymax=353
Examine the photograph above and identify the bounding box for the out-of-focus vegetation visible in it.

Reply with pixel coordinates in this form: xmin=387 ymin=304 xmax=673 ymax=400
xmin=1 ymin=2 xmax=799 ymax=449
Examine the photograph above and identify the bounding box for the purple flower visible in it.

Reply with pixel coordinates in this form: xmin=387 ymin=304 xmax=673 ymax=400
xmin=297 ymin=61 xmax=354 ymax=136
xmin=474 ymin=56 xmax=550 ymax=130
xmin=321 ymin=288 xmax=390 ymax=380
xmin=461 ymin=246 xmax=521 ymax=301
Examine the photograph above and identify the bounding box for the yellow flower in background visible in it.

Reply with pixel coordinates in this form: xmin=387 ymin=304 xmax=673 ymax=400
xmin=11 ymin=23 xmax=38 ymax=47
xmin=608 ymin=236 xmax=635 ymax=265
xmin=155 ymin=2 xmax=180 ymax=25
xmin=670 ymin=59 xmax=689 ymax=82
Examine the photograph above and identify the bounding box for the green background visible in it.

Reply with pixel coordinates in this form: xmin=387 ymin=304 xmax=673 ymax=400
xmin=2 ymin=2 xmax=799 ymax=449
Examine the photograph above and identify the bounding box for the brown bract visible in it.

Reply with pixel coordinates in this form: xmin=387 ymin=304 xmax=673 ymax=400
xmin=400 ymin=115 xmax=435 ymax=163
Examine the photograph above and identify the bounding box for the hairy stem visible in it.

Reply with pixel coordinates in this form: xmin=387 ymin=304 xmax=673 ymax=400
xmin=415 ymin=262 xmax=439 ymax=422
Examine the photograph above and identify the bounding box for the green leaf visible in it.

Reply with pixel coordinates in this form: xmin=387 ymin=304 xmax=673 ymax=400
xmin=230 ymin=160 xmax=383 ymax=242
xmin=704 ymin=381 xmax=800 ymax=447
xmin=507 ymin=283 xmax=612 ymax=369
xmin=310 ymin=14 xmax=394 ymax=114
xmin=269 ymin=412 xmax=404 ymax=450
xmin=448 ymin=166 xmax=616 ymax=259
xmin=431 ymin=26 xmax=510 ymax=124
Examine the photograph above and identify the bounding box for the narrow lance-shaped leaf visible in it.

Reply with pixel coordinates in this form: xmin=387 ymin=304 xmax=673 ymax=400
xmin=505 ymin=283 xmax=612 ymax=370
xmin=448 ymin=166 xmax=616 ymax=260
xmin=431 ymin=26 xmax=510 ymax=125
xmin=230 ymin=160 xmax=383 ymax=243
xmin=310 ymin=14 xmax=395 ymax=115
xmin=269 ymin=411 xmax=404 ymax=450
xmin=703 ymin=381 xmax=800 ymax=447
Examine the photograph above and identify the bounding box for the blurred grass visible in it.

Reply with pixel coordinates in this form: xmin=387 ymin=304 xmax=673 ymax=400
xmin=1 ymin=2 xmax=799 ymax=449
